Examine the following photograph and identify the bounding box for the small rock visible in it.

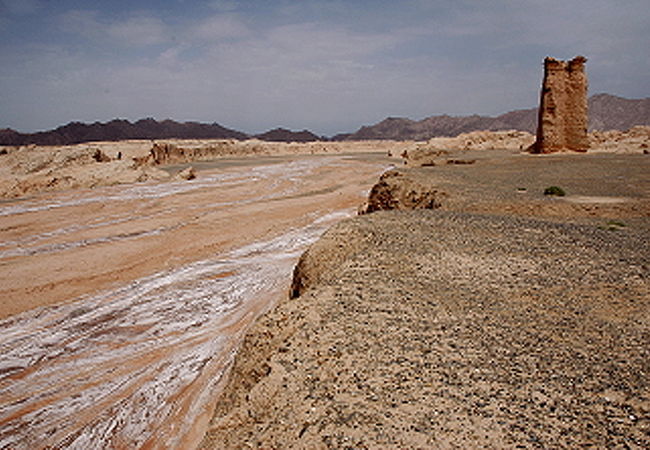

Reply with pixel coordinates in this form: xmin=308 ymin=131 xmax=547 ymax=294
xmin=176 ymin=166 xmax=196 ymax=180
xmin=92 ymin=149 xmax=111 ymax=162
xmin=446 ymin=159 xmax=476 ymax=165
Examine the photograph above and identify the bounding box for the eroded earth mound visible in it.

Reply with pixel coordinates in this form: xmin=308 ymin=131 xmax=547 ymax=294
xmin=0 ymin=139 xmax=413 ymax=199
xmin=0 ymin=145 xmax=169 ymax=198
xmin=400 ymin=127 xmax=650 ymax=167
xmin=358 ymin=169 xmax=445 ymax=214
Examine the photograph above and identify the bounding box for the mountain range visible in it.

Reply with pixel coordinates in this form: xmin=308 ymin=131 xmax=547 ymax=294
xmin=0 ymin=118 xmax=248 ymax=146
xmin=254 ymin=128 xmax=324 ymax=142
xmin=1 ymin=94 xmax=648 ymax=146
xmin=333 ymin=94 xmax=650 ymax=140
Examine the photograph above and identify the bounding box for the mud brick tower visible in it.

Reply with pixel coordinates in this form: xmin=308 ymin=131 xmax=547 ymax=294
xmin=532 ymin=56 xmax=589 ymax=153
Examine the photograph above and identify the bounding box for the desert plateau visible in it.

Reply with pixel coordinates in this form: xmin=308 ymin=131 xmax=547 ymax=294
xmin=2 ymin=2 xmax=650 ymax=447
xmin=201 ymin=143 xmax=650 ymax=449
xmin=0 ymin=123 xmax=648 ymax=448
xmin=0 ymin=138 xmax=409 ymax=448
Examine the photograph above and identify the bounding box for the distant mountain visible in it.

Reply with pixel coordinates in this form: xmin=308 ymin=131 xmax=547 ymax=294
xmin=0 ymin=119 xmax=327 ymax=146
xmin=255 ymin=128 xmax=323 ymax=142
xmin=587 ymin=93 xmax=650 ymax=131
xmin=333 ymin=113 xmax=533 ymax=141
xmin=2 ymin=94 xmax=648 ymax=146
xmin=334 ymin=94 xmax=650 ymax=141
xmin=0 ymin=118 xmax=249 ymax=146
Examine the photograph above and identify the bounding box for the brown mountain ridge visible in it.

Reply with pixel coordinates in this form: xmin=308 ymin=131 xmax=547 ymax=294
xmin=1 ymin=94 xmax=648 ymax=146
xmin=334 ymin=93 xmax=650 ymax=140
xmin=0 ymin=118 xmax=249 ymax=146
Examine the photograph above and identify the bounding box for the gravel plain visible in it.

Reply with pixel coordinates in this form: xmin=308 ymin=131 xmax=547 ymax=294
xmin=201 ymin=150 xmax=650 ymax=448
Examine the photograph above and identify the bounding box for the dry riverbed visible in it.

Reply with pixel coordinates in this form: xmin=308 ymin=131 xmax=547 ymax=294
xmin=1 ymin=144 xmax=649 ymax=448
xmin=0 ymin=151 xmax=393 ymax=448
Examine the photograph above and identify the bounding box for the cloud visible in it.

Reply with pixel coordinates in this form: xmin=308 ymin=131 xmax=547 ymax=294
xmin=58 ymin=10 xmax=102 ymax=39
xmin=2 ymin=0 xmax=648 ymax=134
xmin=11 ymin=20 xmax=407 ymax=132
xmin=107 ymin=16 xmax=168 ymax=46
xmin=191 ymin=21 xmax=406 ymax=102
xmin=193 ymin=15 xmax=249 ymax=41
xmin=0 ymin=13 xmax=545 ymax=133
xmin=1 ymin=0 xmax=42 ymax=15
xmin=59 ymin=10 xmax=169 ymax=47
xmin=208 ymin=0 xmax=239 ymax=13
xmin=265 ymin=23 xmax=400 ymax=59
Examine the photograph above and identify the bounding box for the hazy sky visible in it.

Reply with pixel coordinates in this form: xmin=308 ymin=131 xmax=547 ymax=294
xmin=1 ymin=0 xmax=648 ymax=135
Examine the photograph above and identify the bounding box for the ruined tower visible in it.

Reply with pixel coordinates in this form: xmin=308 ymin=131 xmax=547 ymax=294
xmin=532 ymin=56 xmax=589 ymax=153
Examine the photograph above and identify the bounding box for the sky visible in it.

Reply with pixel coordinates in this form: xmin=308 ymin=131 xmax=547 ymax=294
xmin=1 ymin=0 xmax=649 ymax=136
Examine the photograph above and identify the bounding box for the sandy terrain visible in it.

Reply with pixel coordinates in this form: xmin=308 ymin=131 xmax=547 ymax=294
xmin=0 ymin=139 xmax=414 ymax=199
xmin=2 ymin=126 xmax=646 ymax=200
xmin=200 ymin=149 xmax=650 ymax=448
xmin=394 ymin=126 xmax=650 ymax=162
xmin=0 ymin=152 xmax=397 ymax=319
xmin=1 ymin=135 xmax=649 ymax=448
xmin=0 ymin=150 xmax=393 ymax=448
xmin=404 ymin=149 xmax=650 ymax=225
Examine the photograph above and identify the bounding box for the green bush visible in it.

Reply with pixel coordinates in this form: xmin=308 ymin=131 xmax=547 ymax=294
xmin=543 ymin=186 xmax=566 ymax=196
xmin=603 ymin=220 xmax=626 ymax=231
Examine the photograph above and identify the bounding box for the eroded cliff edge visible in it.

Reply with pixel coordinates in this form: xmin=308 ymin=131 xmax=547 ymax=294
xmin=200 ymin=151 xmax=650 ymax=448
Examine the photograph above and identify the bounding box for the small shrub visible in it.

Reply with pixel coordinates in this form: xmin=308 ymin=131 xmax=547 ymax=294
xmin=597 ymin=220 xmax=627 ymax=231
xmin=607 ymin=220 xmax=626 ymax=231
xmin=543 ymin=186 xmax=566 ymax=196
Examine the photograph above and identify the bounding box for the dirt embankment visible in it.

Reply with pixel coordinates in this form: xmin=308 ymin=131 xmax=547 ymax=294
xmin=137 ymin=139 xmax=413 ymax=166
xmin=0 ymin=144 xmax=168 ymax=198
xmin=357 ymin=169 xmax=446 ymax=215
xmin=2 ymin=128 xmax=647 ymax=199
xmin=400 ymin=126 xmax=650 ymax=167
xmin=589 ymin=125 xmax=650 ymax=153
xmin=200 ymin=151 xmax=650 ymax=448
xmin=0 ymin=139 xmax=410 ymax=199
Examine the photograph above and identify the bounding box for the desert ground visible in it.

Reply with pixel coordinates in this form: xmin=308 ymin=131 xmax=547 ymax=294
xmin=200 ymin=141 xmax=650 ymax=448
xmin=0 ymin=142 xmax=401 ymax=448
xmin=0 ymin=131 xmax=649 ymax=448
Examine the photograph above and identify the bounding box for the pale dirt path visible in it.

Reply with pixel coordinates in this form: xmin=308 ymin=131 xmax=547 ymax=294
xmin=0 ymin=153 xmax=390 ymax=449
